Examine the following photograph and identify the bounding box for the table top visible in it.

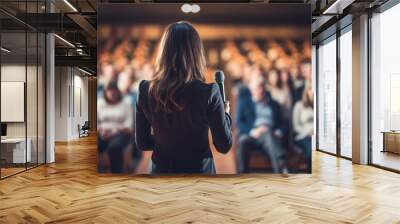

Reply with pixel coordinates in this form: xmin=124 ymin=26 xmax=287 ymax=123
xmin=1 ymin=138 xmax=30 ymax=143
xmin=381 ymin=131 xmax=400 ymax=134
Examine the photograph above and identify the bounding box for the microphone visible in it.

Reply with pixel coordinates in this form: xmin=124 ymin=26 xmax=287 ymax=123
xmin=214 ymin=70 xmax=226 ymax=103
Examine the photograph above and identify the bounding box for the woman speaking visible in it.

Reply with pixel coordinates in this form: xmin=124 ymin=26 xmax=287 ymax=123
xmin=135 ymin=21 xmax=232 ymax=174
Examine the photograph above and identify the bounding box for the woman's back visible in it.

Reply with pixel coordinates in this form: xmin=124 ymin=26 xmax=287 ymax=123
xmin=135 ymin=80 xmax=232 ymax=173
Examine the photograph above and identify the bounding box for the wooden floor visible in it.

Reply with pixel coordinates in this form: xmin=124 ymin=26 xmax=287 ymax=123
xmin=0 ymin=167 xmax=26 ymax=178
xmin=372 ymin=150 xmax=400 ymax=171
xmin=1 ymin=136 xmax=400 ymax=223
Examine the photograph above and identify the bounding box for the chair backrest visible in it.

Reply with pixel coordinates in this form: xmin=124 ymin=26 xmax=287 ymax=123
xmin=82 ymin=121 xmax=90 ymax=129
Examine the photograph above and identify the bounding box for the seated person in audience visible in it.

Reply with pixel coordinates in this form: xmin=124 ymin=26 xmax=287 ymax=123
xmin=118 ymin=66 xmax=142 ymax=169
xmin=267 ymin=70 xmax=293 ymax=148
xmin=267 ymin=69 xmax=292 ymax=119
xmin=292 ymin=59 xmax=311 ymax=104
xmin=292 ymin=83 xmax=313 ymax=172
xmin=236 ymin=75 xmax=288 ymax=174
xmin=289 ymin=65 xmax=303 ymax=104
xmin=98 ymin=81 xmax=133 ymax=173
xmin=300 ymin=59 xmax=312 ymax=82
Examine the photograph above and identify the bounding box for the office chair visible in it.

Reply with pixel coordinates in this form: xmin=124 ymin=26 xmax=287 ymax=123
xmin=79 ymin=121 xmax=90 ymax=138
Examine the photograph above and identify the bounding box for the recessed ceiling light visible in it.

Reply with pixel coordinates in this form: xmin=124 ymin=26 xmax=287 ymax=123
xmin=181 ymin=4 xmax=192 ymax=13
xmin=192 ymin=4 xmax=200 ymax=13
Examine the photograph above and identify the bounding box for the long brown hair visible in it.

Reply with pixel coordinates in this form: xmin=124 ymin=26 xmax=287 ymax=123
xmin=149 ymin=21 xmax=206 ymax=112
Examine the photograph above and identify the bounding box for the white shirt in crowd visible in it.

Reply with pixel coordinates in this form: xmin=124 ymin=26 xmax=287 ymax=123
xmin=292 ymin=101 xmax=314 ymax=141
xmin=98 ymin=97 xmax=133 ymax=133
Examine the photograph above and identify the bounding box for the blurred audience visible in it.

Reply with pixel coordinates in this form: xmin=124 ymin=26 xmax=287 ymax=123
xmin=292 ymin=83 xmax=313 ymax=172
xmin=267 ymin=70 xmax=292 ymax=117
xmin=236 ymin=75 xmax=288 ymax=173
xmin=97 ymin=25 xmax=312 ymax=173
xmin=98 ymin=82 xmax=133 ymax=173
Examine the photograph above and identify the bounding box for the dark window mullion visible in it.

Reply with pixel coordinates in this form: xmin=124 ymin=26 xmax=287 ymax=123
xmin=336 ymin=30 xmax=341 ymax=157
xmin=315 ymin=44 xmax=320 ymax=151
xmin=25 ymin=0 xmax=28 ymax=171
xmin=36 ymin=0 xmax=39 ymax=167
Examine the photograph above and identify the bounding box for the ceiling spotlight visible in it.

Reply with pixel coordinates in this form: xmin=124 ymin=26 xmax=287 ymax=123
xmin=191 ymin=4 xmax=200 ymax=13
xmin=54 ymin=34 xmax=75 ymax=48
xmin=76 ymin=48 xmax=84 ymax=55
xmin=1 ymin=47 xmax=11 ymax=53
xmin=63 ymin=0 xmax=78 ymax=12
xmin=78 ymin=67 xmax=93 ymax=76
xmin=181 ymin=4 xmax=192 ymax=13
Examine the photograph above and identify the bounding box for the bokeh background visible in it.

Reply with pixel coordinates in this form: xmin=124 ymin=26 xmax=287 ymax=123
xmin=97 ymin=3 xmax=312 ymax=174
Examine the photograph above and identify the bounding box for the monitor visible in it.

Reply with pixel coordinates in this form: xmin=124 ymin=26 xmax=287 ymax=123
xmin=1 ymin=123 xmax=7 ymax=137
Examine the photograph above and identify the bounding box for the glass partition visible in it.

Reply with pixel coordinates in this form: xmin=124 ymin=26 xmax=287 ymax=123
xmin=27 ymin=30 xmax=38 ymax=169
xmin=1 ymin=30 xmax=28 ymax=177
xmin=339 ymin=27 xmax=352 ymax=158
xmin=370 ymin=3 xmax=400 ymax=171
xmin=0 ymin=1 xmax=46 ymax=179
xmin=317 ymin=35 xmax=337 ymax=154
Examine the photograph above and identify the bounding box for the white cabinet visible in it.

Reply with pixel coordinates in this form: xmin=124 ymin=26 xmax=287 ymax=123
xmin=1 ymin=138 xmax=32 ymax=163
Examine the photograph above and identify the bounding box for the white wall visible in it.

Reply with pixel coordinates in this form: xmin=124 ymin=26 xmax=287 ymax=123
xmin=1 ymin=64 xmax=46 ymax=164
xmin=55 ymin=67 xmax=89 ymax=141
xmin=1 ymin=65 xmax=39 ymax=137
xmin=1 ymin=65 xmax=26 ymax=138
xmin=55 ymin=66 xmax=69 ymax=141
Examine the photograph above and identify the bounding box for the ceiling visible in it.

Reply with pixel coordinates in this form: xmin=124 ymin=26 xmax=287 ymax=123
xmin=99 ymin=3 xmax=310 ymax=26
xmin=0 ymin=0 xmax=390 ymax=74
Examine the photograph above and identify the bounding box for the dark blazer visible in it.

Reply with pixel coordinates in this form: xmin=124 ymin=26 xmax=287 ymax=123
xmin=235 ymin=84 xmax=283 ymax=136
xmin=135 ymin=80 xmax=233 ymax=173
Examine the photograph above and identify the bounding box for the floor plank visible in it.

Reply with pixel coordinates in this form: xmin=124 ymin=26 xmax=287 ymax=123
xmin=1 ymin=135 xmax=400 ymax=223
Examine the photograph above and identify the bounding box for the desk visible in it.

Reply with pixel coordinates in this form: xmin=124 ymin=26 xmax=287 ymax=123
xmin=1 ymin=138 xmax=31 ymax=163
xmin=381 ymin=131 xmax=400 ymax=154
